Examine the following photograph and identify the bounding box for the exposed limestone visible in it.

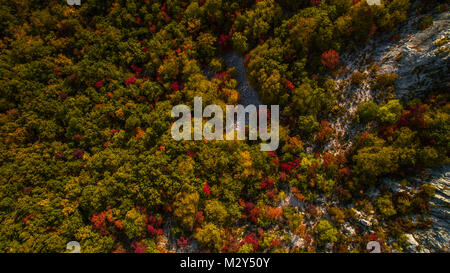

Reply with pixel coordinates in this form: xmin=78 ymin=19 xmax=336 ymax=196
xmin=412 ymin=164 xmax=450 ymax=252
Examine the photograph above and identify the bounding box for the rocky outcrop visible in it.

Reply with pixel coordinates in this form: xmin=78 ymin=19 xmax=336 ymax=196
xmin=410 ymin=164 xmax=450 ymax=252
xmin=329 ymin=6 xmax=449 ymax=153
xmin=377 ymin=11 xmax=449 ymax=98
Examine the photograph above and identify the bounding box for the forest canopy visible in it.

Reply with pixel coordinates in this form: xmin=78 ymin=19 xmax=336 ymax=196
xmin=0 ymin=0 xmax=448 ymax=253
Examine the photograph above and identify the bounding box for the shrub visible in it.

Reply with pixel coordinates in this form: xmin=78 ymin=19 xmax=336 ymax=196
xmin=352 ymin=144 xmax=400 ymax=183
xmin=372 ymin=73 xmax=398 ymax=91
xmin=420 ymin=146 xmax=440 ymax=167
xmin=357 ymin=101 xmax=379 ymax=123
xmin=232 ymin=32 xmax=249 ymax=54
xmin=375 ymin=195 xmax=397 ymax=217
xmin=194 ymin=223 xmax=223 ymax=252
xmin=378 ymin=100 xmax=403 ymax=124
xmin=420 ymin=184 xmax=436 ymax=201
xmin=298 ymin=115 xmax=319 ymax=135
xmin=173 ymin=192 xmax=199 ymax=231
xmin=418 ymin=16 xmax=433 ymax=30
xmin=315 ymin=220 xmax=339 ymax=245
xmin=321 ymin=49 xmax=340 ymax=70
xmin=204 ymin=200 xmax=229 ymax=227
xmin=350 ymin=71 xmax=365 ymax=86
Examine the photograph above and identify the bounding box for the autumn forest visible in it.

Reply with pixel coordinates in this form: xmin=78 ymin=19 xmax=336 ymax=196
xmin=0 ymin=0 xmax=449 ymax=253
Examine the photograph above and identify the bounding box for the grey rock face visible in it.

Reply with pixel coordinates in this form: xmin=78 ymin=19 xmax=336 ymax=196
xmin=405 ymin=233 xmax=421 ymax=252
xmin=331 ymin=9 xmax=449 ymax=152
xmin=378 ymin=12 xmax=450 ymax=98
xmin=412 ymin=165 xmax=450 ymax=252
xmin=222 ymin=52 xmax=262 ymax=107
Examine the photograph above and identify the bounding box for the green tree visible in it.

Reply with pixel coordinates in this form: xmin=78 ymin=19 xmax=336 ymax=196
xmin=194 ymin=223 xmax=223 ymax=252
xmin=315 ymin=220 xmax=339 ymax=245
xmin=357 ymin=101 xmax=379 ymax=123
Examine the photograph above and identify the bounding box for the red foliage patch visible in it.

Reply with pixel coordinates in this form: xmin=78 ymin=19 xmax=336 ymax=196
xmin=244 ymin=202 xmax=261 ymax=224
xmin=379 ymin=104 xmax=428 ymax=139
xmin=218 ymin=31 xmax=232 ymax=47
xmin=186 ymin=150 xmax=197 ymax=158
xmin=214 ymin=71 xmax=231 ymax=81
xmin=240 ymin=233 xmax=259 ymax=250
xmin=177 ymin=236 xmax=189 ymax=247
xmin=312 ymin=0 xmax=321 ymax=6
xmin=315 ymin=120 xmax=333 ymax=143
xmin=203 ymin=182 xmax=211 ymax=194
xmin=147 ymin=225 xmax=163 ymax=236
xmin=73 ymin=149 xmax=84 ymax=159
xmin=283 ymin=78 xmax=295 ymax=91
xmin=74 ymin=134 xmax=83 ymax=142
xmin=280 ymin=158 xmax=300 ymax=172
xmin=321 ymin=49 xmax=340 ymax=70
xmin=91 ymin=212 xmax=107 ymax=234
xmin=338 ymin=166 xmax=351 ymax=178
xmin=395 ymin=104 xmax=428 ymax=130
xmin=95 ymin=80 xmax=103 ymax=89
xmin=260 ymin=178 xmax=274 ymax=189
xmin=147 ymin=215 xmax=163 ymax=236
xmin=131 ymin=240 xmax=147 ymax=253
xmin=131 ymin=65 xmax=143 ymax=75
xmin=171 ymin=81 xmax=182 ymax=92
xmin=195 ymin=211 xmax=204 ymax=224
xmin=125 ymin=77 xmax=137 ymax=85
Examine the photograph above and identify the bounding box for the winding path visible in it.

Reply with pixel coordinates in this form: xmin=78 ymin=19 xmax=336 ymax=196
xmin=222 ymin=52 xmax=262 ymax=107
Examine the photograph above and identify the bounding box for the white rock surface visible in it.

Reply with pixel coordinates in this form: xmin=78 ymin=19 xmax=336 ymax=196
xmin=412 ymin=164 xmax=450 ymax=252
xmin=328 ymin=7 xmax=449 ymax=153
xmin=377 ymin=12 xmax=449 ymax=98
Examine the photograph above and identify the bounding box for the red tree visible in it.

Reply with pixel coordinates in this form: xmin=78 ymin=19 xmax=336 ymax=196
xmin=321 ymin=49 xmax=340 ymax=70
xmin=203 ymin=182 xmax=211 ymax=194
